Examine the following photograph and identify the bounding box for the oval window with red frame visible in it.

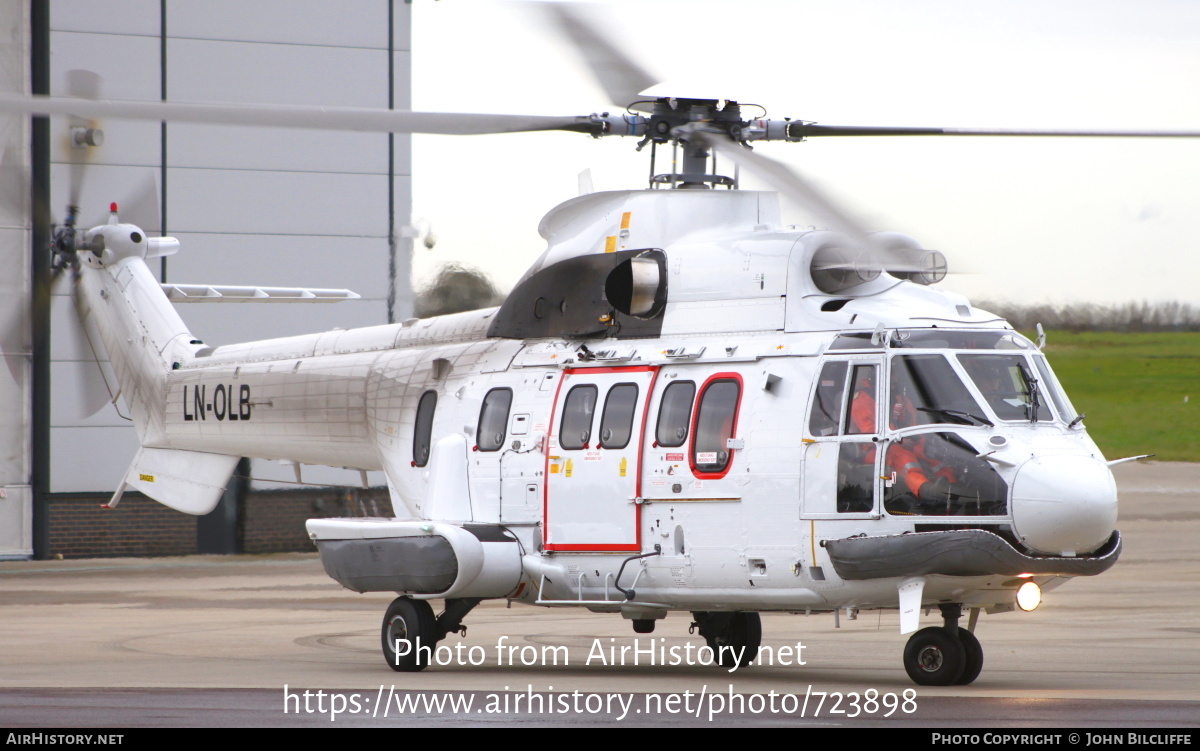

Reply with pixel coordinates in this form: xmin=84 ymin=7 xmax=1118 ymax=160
xmin=691 ymin=377 xmax=741 ymax=475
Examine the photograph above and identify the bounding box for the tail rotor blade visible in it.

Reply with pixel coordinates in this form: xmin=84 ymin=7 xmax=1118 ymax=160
xmin=90 ymin=171 xmax=160 ymax=234
xmin=64 ymin=70 xmax=106 ymax=209
xmin=0 ymin=144 xmax=29 ymax=219
xmin=1 ymin=143 xmax=32 ymax=386
xmin=66 ymin=270 xmax=121 ymax=420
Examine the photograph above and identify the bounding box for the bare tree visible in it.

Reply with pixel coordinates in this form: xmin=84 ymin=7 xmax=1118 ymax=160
xmin=979 ymin=300 xmax=1200 ymax=332
xmin=414 ymin=262 xmax=506 ymax=318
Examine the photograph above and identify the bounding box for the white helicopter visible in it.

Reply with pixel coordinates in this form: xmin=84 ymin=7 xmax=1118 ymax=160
xmin=4 ymin=7 xmax=1193 ymax=687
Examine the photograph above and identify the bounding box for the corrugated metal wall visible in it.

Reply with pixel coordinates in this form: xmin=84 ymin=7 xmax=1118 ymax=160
xmin=7 ymin=1 xmax=413 ymax=556
xmin=0 ymin=2 xmax=32 ymax=557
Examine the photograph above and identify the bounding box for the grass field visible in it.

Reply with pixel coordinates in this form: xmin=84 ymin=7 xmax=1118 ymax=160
xmin=1033 ymin=331 xmax=1200 ymax=462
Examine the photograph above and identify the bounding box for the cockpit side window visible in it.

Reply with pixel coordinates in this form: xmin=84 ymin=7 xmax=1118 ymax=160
xmin=809 ymin=361 xmax=848 ymax=437
xmin=845 ymin=364 xmax=878 ymax=435
xmin=889 ymin=354 xmax=987 ymax=430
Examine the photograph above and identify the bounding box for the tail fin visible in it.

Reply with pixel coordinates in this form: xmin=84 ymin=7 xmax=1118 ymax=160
xmin=75 ymin=214 xmax=238 ymax=514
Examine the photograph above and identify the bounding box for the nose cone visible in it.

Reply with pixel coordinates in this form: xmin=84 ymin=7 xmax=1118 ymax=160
xmin=1010 ymin=455 xmax=1118 ymax=556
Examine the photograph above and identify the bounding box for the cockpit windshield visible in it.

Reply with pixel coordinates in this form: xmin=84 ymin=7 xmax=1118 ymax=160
xmin=958 ymin=354 xmax=1052 ymax=422
xmin=889 ymin=354 xmax=991 ymax=429
xmin=827 ymin=331 xmax=1076 ymax=429
xmin=890 ymin=330 xmax=1035 ymax=351
xmin=1033 ymin=355 xmax=1078 ymax=423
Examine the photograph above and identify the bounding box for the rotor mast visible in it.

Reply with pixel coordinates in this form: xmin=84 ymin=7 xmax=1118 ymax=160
xmin=646 ymin=98 xmax=740 ymax=189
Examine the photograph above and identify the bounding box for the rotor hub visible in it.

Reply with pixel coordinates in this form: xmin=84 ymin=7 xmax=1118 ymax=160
xmin=646 ymin=98 xmax=745 ymax=144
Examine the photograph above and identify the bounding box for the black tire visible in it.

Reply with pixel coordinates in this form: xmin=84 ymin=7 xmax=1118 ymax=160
xmin=704 ymin=612 xmax=762 ymax=668
xmin=955 ymin=627 xmax=984 ymax=685
xmin=632 ymin=618 xmax=656 ymax=634
xmin=381 ymin=597 xmax=437 ymax=672
xmin=903 ymin=626 xmax=966 ymax=686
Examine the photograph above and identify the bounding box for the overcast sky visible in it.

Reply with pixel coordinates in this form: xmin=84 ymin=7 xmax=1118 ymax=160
xmin=409 ymin=0 xmax=1200 ymax=307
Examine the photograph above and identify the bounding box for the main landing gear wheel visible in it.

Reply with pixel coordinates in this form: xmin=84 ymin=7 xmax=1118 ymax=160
xmin=955 ymin=627 xmax=984 ymax=686
xmin=382 ymin=597 xmax=437 ymax=672
xmin=695 ymin=611 xmax=762 ymax=668
xmin=903 ymin=627 xmax=966 ymax=686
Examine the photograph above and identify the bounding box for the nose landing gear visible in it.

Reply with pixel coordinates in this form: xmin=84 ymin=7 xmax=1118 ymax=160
xmin=902 ymin=604 xmax=983 ymax=685
xmin=690 ymin=611 xmax=762 ymax=668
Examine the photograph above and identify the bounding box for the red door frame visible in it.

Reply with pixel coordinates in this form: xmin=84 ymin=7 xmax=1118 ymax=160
xmin=543 ymin=365 xmax=659 ymax=552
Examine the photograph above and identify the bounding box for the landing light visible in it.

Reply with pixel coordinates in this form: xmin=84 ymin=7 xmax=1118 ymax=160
xmin=1016 ymin=581 xmax=1042 ymax=612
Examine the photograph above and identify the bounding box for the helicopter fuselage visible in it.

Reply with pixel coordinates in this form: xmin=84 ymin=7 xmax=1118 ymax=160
xmin=169 ymin=309 xmax=1118 ymax=614
xmin=74 ymin=188 xmax=1121 ymax=682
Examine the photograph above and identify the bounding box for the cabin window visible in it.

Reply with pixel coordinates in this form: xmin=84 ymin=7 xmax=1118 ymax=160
xmin=559 ymin=384 xmax=598 ymax=450
xmin=889 ymin=354 xmax=986 ymax=430
xmin=655 ymin=380 xmax=695 ymax=447
xmin=691 ymin=378 xmax=741 ymax=474
xmin=809 ymin=361 xmax=848 ymax=436
xmin=599 ymin=383 xmax=639 ymax=449
xmin=412 ymin=390 xmax=437 ymax=467
xmin=476 ymin=388 xmax=513 ymax=452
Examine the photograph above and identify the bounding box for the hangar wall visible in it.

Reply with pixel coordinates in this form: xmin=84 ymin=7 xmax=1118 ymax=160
xmin=25 ymin=0 xmax=413 ymax=557
xmin=0 ymin=3 xmax=33 ymax=557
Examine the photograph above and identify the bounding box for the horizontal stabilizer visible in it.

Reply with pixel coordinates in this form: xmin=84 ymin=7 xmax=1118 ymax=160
xmin=161 ymin=284 xmax=360 ymax=303
xmin=120 ymin=447 xmax=240 ymax=515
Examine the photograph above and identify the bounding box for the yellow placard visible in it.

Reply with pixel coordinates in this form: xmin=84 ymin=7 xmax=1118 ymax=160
xmin=139 ymin=473 xmax=155 ymax=483
xmin=604 ymin=236 xmax=616 ymax=253
xmin=564 ymin=458 xmax=574 ymax=478
xmin=619 ymin=457 xmax=627 ymax=477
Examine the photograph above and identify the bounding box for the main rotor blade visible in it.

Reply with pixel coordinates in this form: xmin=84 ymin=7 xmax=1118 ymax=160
xmin=540 ymin=3 xmax=659 ymax=112
xmin=692 ymin=129 xmax=936 ymax=273
xmin=0 ymin=93 xmax=601 ymax=136
xmin=789 ymin=124 xmax=1200 ymax=138
xmin=64 ymin=70 xmax=103 ymax=100
xmin=689 ymin=129 xmax=873 ymax=248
